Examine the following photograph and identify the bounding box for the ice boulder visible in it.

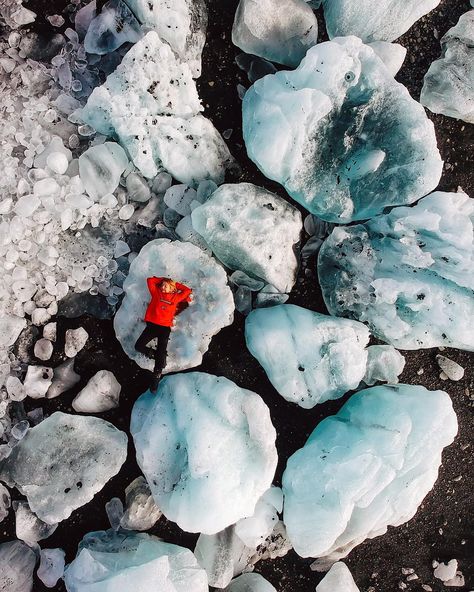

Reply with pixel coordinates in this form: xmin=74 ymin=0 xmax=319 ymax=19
xmin=78 ymin=32 xmax=232 ymax=184
xmin=242 ymin=37 xmax=442 ymax=223
xmin=125 ymin=0 xmax=208 ymax=77
xmin=0 ymin=540 xmax=37 ymax=592
xmin=114 ymin=239 xmax=234 ymax=372
xmin=225 ymin=573 xmax=276 ymax=592
xmin=245 ymin=305 xmax=372 ymax=408
xmin=72 ymin=370 xmax=121 ymax=412
xmin=320 ymin=0 xmax=441 ymax=42
xmin=421 ymin=11 xmax=474 ymax=123
xmin=318 ymin=191 xmax=474 ymax=350
xmin=282 ymin=384 xmax=458 ymax=560
xmin=131 ymin=372 xmax=278 ymax=534
xmin=192 ymin=183 xmax=302 ymax=293
xmin=0 ymin=412 xmax=127 ymax=524
xmin=64 ymin=529 xmax=208 ymax=592
xmin=316 ymin=562 xmax=360 ymax=592
xmin=232 ymin=0 xmax=318 ymax=67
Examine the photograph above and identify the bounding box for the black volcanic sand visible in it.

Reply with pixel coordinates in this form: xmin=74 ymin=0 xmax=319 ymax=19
xmin=2 ymin=1 xmax=473 ymax=590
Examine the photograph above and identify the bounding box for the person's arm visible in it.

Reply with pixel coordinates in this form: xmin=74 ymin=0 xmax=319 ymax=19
xmin=147 ymin=277 xmax=163 ymax=295
xmin=175 ymin=282 xmax=193 ymax=303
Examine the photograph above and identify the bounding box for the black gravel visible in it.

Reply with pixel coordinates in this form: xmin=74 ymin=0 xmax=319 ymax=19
xmin=2 ymin=1 xmax=473 ymax=590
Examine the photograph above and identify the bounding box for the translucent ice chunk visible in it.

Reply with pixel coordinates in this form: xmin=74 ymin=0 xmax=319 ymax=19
xmin=363 ymin=345 xmax=405 ymax=385
xmin=15 ymin=501 xmax=58 ymax=543
xmin=0 ymin=540 xmax=36 ymax=592
xmin=120 ymin=476 xmax=162 ymax=531
xmin=79 ymin=142 xmax=128 ymax=200
xmin=84 ymin=0 xmax=142 ymax=55
xmin=316 ymin=562 xmax=360 ymax=591
xmin=368 ymin=41 xmax=407 ymax=76
xmin=65 ymin=327 xmax=89 ymax=358
xmin=47 ymin=358 xmax=81 ymax=399
xmin=72 ymin=370 xmax=121 ymax=412
xmin=38 ymin=548 xmax=66 ymax=588
xmin=225 ymin=573 xmax=277 ymax=592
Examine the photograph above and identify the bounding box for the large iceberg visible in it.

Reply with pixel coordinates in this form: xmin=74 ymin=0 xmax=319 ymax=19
xmin=131 ymin=372 xmax=278 ymax=534
xmin=282 ymin=384 xmax=457 ymax=560
xmin=320 ymin=0 xmax=441 ymax=42
xmin=64 ymin=529 xmax=208 ymax=591
xmin=191 ymin=183 xmax=302 ymax=293
xmin=316 ymin=562 xmax=360 ymax=591
xmin=232 ymin=0 xmax=318 ymax=67
xmin=421 ymin=11 xmax=474 ymax=123
xmin=125 ymin=0 xmax=208 ymax=77
xmin=78 ymin=32 xmax=232 ymax=184
xmin=245 ymin=304 xmax=370 ymax=408
xmin=0 ymin=412 xmax=127 ymax=524
xmin=114 ymin=239 xmax=234 ymax=372
xmin=318 ymin=191 xmax=474 ymax=351
xmin=242 ymin=37 xmax=442 ymax=223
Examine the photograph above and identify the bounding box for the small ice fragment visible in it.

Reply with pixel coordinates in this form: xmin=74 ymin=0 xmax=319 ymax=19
xmin=79 ymin=142 xmax=128 ymax=200
xmin=72 ymin=370 xmax=121 ymax=413
xmin=24 ymin=366 xmax=54 ymax=399
xmin=34 ymin=338 xmax=54 ymax=361
xmin=46 ymin=152 xmax=69 ymax=175
xmin=11 ymin=421 xmax=29 ymax=440
xmin=363 ymin=345 xmax=405 ymax=385
xmin=126 ymin=172 xmax=151 ymax=202
xmin=37 ymin=548 xmax=65 ymax=588
xmin=47 ymin=358 xmax=81 ymax=399
xmin=15 ymin=501 xmax=58 ymax=543
xmin=436 ymin=355 xmax=465 ymax=381
xmin=65 ymin=327 xmax=89 ymax=358
xmin=316 ymin=562 xmax=360 ymax=591
xmin=152 ymin=172 xmax=172 ymax=194
xmin=120 ymin=476 xmax=162 ymax=531
xmin=164 ymin=184 xmax=197 ymax=216
xmin=43 ymin=322 xmax=57 ymax=342
xmin=105 ymin=497 xmax=124 ymax=530
xmin=114 ymin=240 xmax=131 ymax=258
xmin=230 ymin=270 xmax=265 ymax=292
xmin=119 ymin=204 xmax=134 ymax=220
xmin=434 ymin=560 xmax=458 ymax=582
xmin=0 ymin=484 xmax=11 ymax=523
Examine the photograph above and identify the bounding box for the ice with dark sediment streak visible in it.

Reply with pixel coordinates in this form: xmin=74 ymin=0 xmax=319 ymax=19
xmin=0 ymin=412 xmax=127 ymax=524
xmin=318 ymin=191 xmax=474 ymax=351
xmin=131 ymin=372 xmax=277 ymax=534
xmin=77 ymin=32 xmax=232 ymax=185
xmin=320 ymin=0 xmax=441 ymax=42
xmin=0 ymin=540 xmax=37 ymax=592
xmin=64 ymin=529 xmax=208 ymax=591
xmin=282 ymin=384 xmax=457 ymax=560
xmin=421 ymin=10 xmax=474 ymax=123
xmin=243 ymin=37 xmax=442 ymax=223
xmin=232 ymin=0 xmax=318 ymax=67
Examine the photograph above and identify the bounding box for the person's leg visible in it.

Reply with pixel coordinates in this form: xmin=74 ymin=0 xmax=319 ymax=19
xmin=134 ymin=323 xmax=158 ymax=356
xmin=153 ymin=325 xmax=172 ymax=376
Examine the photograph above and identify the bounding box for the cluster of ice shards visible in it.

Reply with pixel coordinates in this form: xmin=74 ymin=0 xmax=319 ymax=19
xmin=421 ymin=10 xmax=474 ymax=123
xmin=245 ymin=304 xmax=404 ymax=409
xmin=225 ymin=573 xmax=277 ymax=592
xmin=191 ymin=183 xmax=302 ymax=293
xmin=319 ymin=0 xmax=441 ymax=42
xmin=0 ymin=412 xmax=127 ymax=523
xmin=77 ymin=32 xmax=233 ymax=185
xmin=64 ymin=529 xmax=208 ymax=592
xmin=195 ymin=486 xmax=288 ymax=588
xmin=316 ymin=562 xmax=360 ymax=592
xmin=125 ymin=0 xmax=208 ymax=77
xmin=0 ymin=0 xmax=35 ymax=30
xmin=114 ymin=238 xmax=234 ymax=372
xmin=0 ymin=539 xmax=36 ymax=592
xmin=282 ymin=384 xmax=458 ymax=560
xmin=131 ymin=372 xmax=278 ymax=534
xmin=232 ymin=0 xmax=318 ymax=67
xmin=242 ymin=37 xmax=442 ymax=223
xmin=318 ymin=191 xmax=474 ymax=351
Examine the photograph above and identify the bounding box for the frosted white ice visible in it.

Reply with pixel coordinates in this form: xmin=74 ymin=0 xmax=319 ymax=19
xmin=225 ymin=573 xmax=277 ymax=592
xmin=72 ymin=370 xmax=121 ymax=412
xmin=316 ymin=562 xmax=360 ymax=591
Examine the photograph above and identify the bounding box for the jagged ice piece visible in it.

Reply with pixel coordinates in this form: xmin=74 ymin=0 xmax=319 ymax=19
xmin=84 ymin=0 xmax=142 ymax=55
xmin=316 ymin=562 xmax=360 ymax=592
xmin=225 ymin=573 xmax=277 ymax=592
xmin=0 ymin=540 xmax=36 ymax=592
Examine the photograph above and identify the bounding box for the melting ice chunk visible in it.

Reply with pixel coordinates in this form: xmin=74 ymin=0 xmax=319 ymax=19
xmin=38 ymin=548 xmax=66 ymax=589
xmin=15 ymin=501 xmax=58 ymax=543
xmin=78 ymin=143 xmax=128 ymax=201
xmin=0 ymin=412 xmax=127 ymax=524
xmin=0 ymin=540 xmax=36 ymax=592
xmin=224 ymin=573 xmax=277 ymax=592
xmin=318 ymin=191 xmax=474 ymax=350
xmin=64 ymin=529 xmax=208 ymax=591
xmin=421 ymin=11 xmax=474 ymax=123
xmin=131 ymin=372 xmax=277 ymax=534
xmin=282 ymin=384 xmax=457 ymax=560
xmin=192 ymin=183 xmax=302 ymax=293
xmin=243 ymin=37 xmax=442 ymax=222
xmin=120 ymin=476 xmax=162 ymax=531
xmin=84 ymin=0 xmax=142 ymax=55
xmin=316 ymin=562 xmax=360 ymax=591
xmin=72 ymin=370 xmax=121 ymax=412
xmin=232 ymin=0 xmax=318 ymax=67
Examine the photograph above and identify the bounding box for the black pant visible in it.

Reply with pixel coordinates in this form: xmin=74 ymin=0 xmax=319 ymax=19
xmin=135 ymin=322 xmax=171 ymax=375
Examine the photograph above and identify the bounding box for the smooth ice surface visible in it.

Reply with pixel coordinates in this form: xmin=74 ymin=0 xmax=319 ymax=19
xmin=421 ymin=11 xmax=474 ymax=123
xmin=243 ymin=37 xmax=442 ymax=223
xmin=78 ymin=32 xmax=232 ymax=184
xmin=38 ymin=548 xmax=66 ymax=588
xmin=78 ymin=142 xmax=128 ymax=200
xmin=0 ymin=540 xmax=36 ymax=592
xmin=47 ymin=358 xmax=81 ymax=399
xmin=318 ymin=191 xmax=474 ymax=350
xmin=225 ymin=573 xmax=277 ymax=592
xmin=0 ymin=412 xmax=127 ymax=524
xmin=368 ymin=41 xmax=407 ymax=76
xmin=245 ymin=305 xmax=370 ymax=409
xmin=316 ymin=562 xmax=360 ymax=591
xmin=282 ymin=385 xmax=457 ymax=559
xmin=232 ymin=0 xmax=318 ymax=67
xmin=321 ymin=0 xmax=441 ymax=42
xmin=72 ymin=370 xmax=121 ymax=412
xmin=131 ymin=372 xmax=277 ymax=534
xmin=114 ymin=239 xmax=234 ymax=372
xmin=125 ymin=0 xmax=208 ymax=77
xmin=192 ymin=183 xmax=302 ymax=293
xmin=64 ymin=529 xmax=208 ymax=592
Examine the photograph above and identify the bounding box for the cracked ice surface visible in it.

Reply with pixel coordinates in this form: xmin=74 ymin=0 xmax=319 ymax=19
xmin=64 ymin=529 xmax=208 ymax=592
xmin=78 ymin=31 xmax=233 ymax=184
xmin=0 ymin=412 xmax=127 ymax=524
xmin=243 ymin=37 xmax=442 ymax=223
xmin=131 ymin=372 xmax=277 ymax=534
xmin=191 ymin=183 xmax=302 ymax=293
xmin=320 ymin=0 xmax=441 ymax=42
xmin=318 ymin=191 xmax=474 ymax=351
xmin=282 ymin=384 xmax=457 ymax=560
xmin=114 ymin=239 xmax=234 ymax=372
xmin=421 ymin=10 xmax=474 ymax=123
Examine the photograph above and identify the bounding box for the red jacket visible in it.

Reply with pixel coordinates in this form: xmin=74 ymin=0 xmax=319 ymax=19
xmin=144 ymin=277 xmax=193 ymax=327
